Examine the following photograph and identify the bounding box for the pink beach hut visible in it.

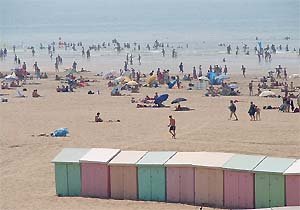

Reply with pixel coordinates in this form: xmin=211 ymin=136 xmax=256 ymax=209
xmin=222 ymin=154 xmax=266 ymax=209
xmin=108 ymin=150 xmax=147 ymax=200
xmin=284 ymin=159 xmax=300 ymax=206
xmin=164 ymin=152 xmax=201 ymax=205
xmin=79 ymin=148 xmax=120 ymax=198
xmin=192 ymin=152 xmax=235 ymax=208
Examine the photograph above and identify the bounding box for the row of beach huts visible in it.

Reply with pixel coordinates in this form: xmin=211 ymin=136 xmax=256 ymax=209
xmin=52 ymin=148 xmax=300 ymax=209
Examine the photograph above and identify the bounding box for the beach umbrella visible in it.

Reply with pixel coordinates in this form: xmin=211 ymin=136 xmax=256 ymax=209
xmin=4 ymin=73 xmax=18 ymax=81
xmin=154 ymin=94 xmax=169 ymax=104
xmin=127 ymin=80 xmax=138 ymax=86
xmin=171 ymin=98 xmax=187 ymax=104
xmin=228 ymin=84 xmax=238 ymax=89
xmin=198 ymin=76 xmax=210 ymax=81
xmin=259 ymin=90 xmax=276 ymax=97
xmin=168 ymin=80 xmax=177 ymax=89
xmin=215 ymin=74 xmax=230 ymax=80
xmin=114 ymin=76 xmax=125 ymax=83
xmin=289 ymin=74 xmax=300 ymax=79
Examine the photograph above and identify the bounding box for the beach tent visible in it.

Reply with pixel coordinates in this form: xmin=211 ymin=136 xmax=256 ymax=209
xmin=4 ymin=73 xmax=18 ymax=82
xmin=109 ymin=151 xmax=147 ymax=200
xmin=259 ymin=90 xmax=276 ymax=97
xmin=222 ymin=154 xmax=266 ymax=209
xmin=284 ymin=159 xmax=300 ymax=206
xmin=136 ymin=151 xmax=176 ymax=202
xmin=193 ymin=152 xmax=235 ymax=208
xmin=164 ymin=152 xmax=200 ymax=205
xmin=253 ymin=157 xmax=296 ymax=208
xmin=51 ymin=148 xmax=90 ymax=196
xmin=79 ymin=148 xmax=120 ymax=198
xmin=208 ymin=72 xmax=216 ymax=85
xmin=197 ymin=76 xmax=209 ymax=89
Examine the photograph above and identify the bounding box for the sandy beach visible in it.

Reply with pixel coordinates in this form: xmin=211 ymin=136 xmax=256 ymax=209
xmin=1 ymin=46 xmax=300 ymax=210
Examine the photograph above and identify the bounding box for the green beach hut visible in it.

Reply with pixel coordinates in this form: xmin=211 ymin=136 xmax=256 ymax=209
xmin=253 ymin=157 xmax=296 ymax=208
xmin=136 ymin=151 xmax=176 ymax=202
xmin=51 ymin=148 xmax=90 ymax=196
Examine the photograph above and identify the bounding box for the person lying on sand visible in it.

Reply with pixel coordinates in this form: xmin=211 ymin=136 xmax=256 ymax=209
xmin=94 ymin=112 xmax=120 ymax=122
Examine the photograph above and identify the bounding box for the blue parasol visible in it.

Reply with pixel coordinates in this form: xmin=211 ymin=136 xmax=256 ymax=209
xmin=154 ymin=94 xmax=169 ymax=104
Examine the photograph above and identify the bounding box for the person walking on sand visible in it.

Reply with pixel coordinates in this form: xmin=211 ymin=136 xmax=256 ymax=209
xmin=179 ymin=62 xmax=184 ymax=73
xmin=228 ymin=100 xmax=238 ymax=121
xmin=248 ymin=102 xmax=256 ymax=121
xmin=241 ymin=65 xmax=246 ymax=78
xmin=168 ymin=115 xmax=176 ymax=139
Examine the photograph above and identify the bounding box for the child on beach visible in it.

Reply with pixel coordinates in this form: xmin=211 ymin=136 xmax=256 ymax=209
xmin=255 ymin=106 xmax=261 ymax=121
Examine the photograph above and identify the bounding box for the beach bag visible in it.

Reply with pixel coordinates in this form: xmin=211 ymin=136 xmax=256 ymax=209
xmin=51 ymin=128 xmax=69 ymax=137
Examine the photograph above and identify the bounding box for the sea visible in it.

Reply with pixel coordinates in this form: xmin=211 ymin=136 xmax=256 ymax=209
xmin=1 ymin=0 xmax=299 ymax=51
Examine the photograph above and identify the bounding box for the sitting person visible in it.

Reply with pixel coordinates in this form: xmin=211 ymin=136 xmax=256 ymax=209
xmin=95 ymin=112 xmax=103 ymax=122
xmin=175 ymin=104 xmax=182 ymax=111
xmin=55 ymin=75 xmax=61 ymax=81
xmin=32 ymin=89 xmax=40 ymax=97
xmin=1 ymin=83 xmax=9 ymax=89
xmin=56 ymin=86 xmax=61 ymax=92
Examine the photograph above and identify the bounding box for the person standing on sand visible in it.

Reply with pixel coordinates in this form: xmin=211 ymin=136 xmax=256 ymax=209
xmin=249 ymin=81 xmax=253 ymax=96
xmin=241 ymin=65 xmax=246 ymax=78
xmin=228 ymin=100 xmax=238 ymax=121
xmin=168 ymin=115 xmax=176 ymax=139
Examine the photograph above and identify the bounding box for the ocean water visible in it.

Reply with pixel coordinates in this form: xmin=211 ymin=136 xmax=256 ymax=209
xmin=1 ymin=0 xmax=299 ymax=48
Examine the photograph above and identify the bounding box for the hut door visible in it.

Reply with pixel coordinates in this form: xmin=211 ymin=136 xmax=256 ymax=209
xmin=138 ymin=167 xmax=151 ymax=201
xmin=166 ymin=167 xmax=180 ymax=202
xmin=179 ymin=167 xmax=194 ymax=204
xmin=286 ymin=175 xmax=300 ymax=206
xmin=255 ymin=173 xmax=270 ymax=208
xmin=151 ymin=167 xmax=166 ymax=201
xmin=269 ymin=174 xmax=284 ymax=207
xmin=55 ymin=163 xmax=69 ymax=196
xmin=110 ymin=166 xmax=124 ymax=199
xmin=124 ymin=166 xmax=137 ymax=200
xmin=238 ymin=172 xmax=254 ymax=209
xmin=67 ymin=163 xmax=81 ymax=196
xmin=195 ymin=168 xmax=209 ymax=205
xmin=224 ymin=171 xmax=239 ymax=208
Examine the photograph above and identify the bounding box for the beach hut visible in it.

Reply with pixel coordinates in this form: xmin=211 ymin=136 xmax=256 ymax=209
xmin=193 ymin=152 xmax=235 ymax=208
xmin=164 ymin=152 xmax=200 ymax=205
xmin=108 ymin=151 xmax=147 ymax=200
xmin=79 ymin=148 xmax=120 ymax=198
xmin=284 ymin=159 xmax=300 ymax=206
xmin=51 ymin=148 xmax=90 ymax=196
xmin=136 ymin=151 xmax=176 ymax=202
xmin=222 ymin=154 xmax=266 ymax=209
xmin=253 ymin=157 xmax=296 ymax=208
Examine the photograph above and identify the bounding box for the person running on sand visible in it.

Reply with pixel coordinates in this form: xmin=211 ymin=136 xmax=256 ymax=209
xmin=95 ymin=112 xmax=103 ymax=122
xmin=228 ymin=100 xmax=238 ymax=121
xmin=168 ymin=115 xmax=176 ymax=139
